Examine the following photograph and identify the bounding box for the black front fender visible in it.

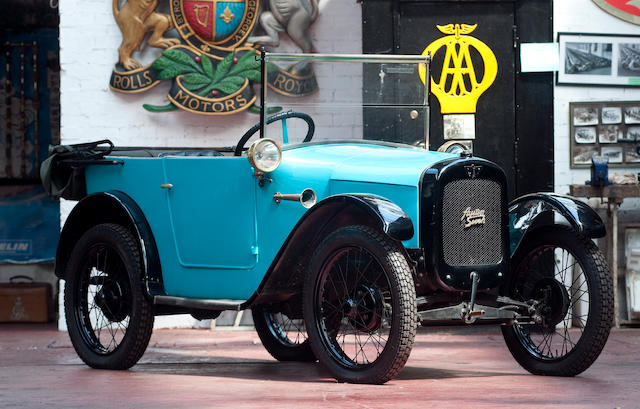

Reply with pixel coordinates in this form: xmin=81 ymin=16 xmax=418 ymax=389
xmin=248 ymin=193 xmax=413 ymax=305
xmin=509 ymin=193 xmax=605 ymax=255
xmin=56 ymin=191 xmax=164 ymax=297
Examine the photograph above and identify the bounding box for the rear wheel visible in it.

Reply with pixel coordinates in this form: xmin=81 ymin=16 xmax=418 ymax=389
xmin=252 ymin=304 xmax=316 ymax=362
xmin=64 ymin=223 xmax=154 ymax=369
xmin=502 ymin=227 xmax=613 ymax=376
xmin=303 ymin=226 xmax=417 ymax=384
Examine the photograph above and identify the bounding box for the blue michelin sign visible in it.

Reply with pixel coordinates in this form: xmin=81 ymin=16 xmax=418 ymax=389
xmin=0 ymin=240 xmax=32 ymax=255
xmin=0 ymin=186 xmax=59 ymax=263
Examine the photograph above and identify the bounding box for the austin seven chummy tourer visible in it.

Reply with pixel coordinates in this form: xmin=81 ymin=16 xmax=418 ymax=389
xmin=42 ymin=52 xmax=613 ymax=384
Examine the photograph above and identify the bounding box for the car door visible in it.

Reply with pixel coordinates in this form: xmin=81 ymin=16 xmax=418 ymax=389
xmin=161 ymin=156 xmax=258 ymax=270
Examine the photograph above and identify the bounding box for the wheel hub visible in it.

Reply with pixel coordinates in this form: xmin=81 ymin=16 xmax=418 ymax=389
xmin=342 ymin=285 xmax=384 ymax=332
xmin=94 ymin=279 xmax=129 ymax=322
xmin=533 ymin=278 xmax=570 ymax=328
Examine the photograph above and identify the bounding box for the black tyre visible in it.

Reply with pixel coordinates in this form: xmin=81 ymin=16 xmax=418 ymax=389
xmin=252 ymin=305 xmax=316 ymax=362
xmin=303 ymin=225 xmax=417 ymax=384
xmin=64 ymin=223 xmax=154 ymax=369
xmin=502 ymin=226 xmax=613 ymax=376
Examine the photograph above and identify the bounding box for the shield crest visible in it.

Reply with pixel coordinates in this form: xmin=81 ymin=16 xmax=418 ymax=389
xmin=592 ymin=0 xmax=640 ymax=25
xmin=183 ymin=0 xmax=246 ymax=43
xmin=173 ymin=0 xmax=259 ymax=54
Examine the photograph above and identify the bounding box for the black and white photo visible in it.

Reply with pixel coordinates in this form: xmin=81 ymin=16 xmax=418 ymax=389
xmin=619 ymin=43 xmax=640 ymax=77
xmin=625 ymin=146 xmax=640 ymax=163
xmin=443 ymin=114 xmax=475 ymax=140
xmin=602 ymin=107 xmax=622 ymax=124
xmin=573 ymin=146 xmax=600 ymax=165
xmin=558 ymin=33 xmax=640 ymax=86
xmin=573 ymin=107 xmax=599 ymax=126
xmin=601 ymin=146 xmax=623 ymax=163
xmin=625 ymin=107 xmax=640 ymax=124
xmin=598 ymin=125 xmax=621 ymax=143
xmin=565 ymin=42 xmax=612 ymax=75
xmin=575 ymin=127 xmax=597 ymax=143
xmin=629 ymin=126 xmax=640 ymax=141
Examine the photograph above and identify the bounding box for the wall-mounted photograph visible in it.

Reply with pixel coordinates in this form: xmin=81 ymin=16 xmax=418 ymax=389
xmin=619 ymin=43 xmax=640 ymax=77
xmin=570 ymin=101 xmax=640 ymax=168
xmin=625 ymin=107 xmax=640 ymax=123
xmin=565 ymin=42 xmax=612 ymax=75
xmin=629 ymin=126 xmax=640 ymax=141
xmin=601 ymin=146 xmax=623 ymax=163
xmin=625 ymin=146 xmax=640 ymax=163
xmin=573 ymin=107 xmax=599 ymax=126
xmin=602 ymin=107 xmax=622 ymax=123
xmin=575 ymin=127 xmax=597 ymax=143
xmin=558 ymin=33 xmax=640 ymax=86
xmin=573 ymin=146 xmax=600 ymax=165
xmin=598 ymin=125 xmax=621 ymax=143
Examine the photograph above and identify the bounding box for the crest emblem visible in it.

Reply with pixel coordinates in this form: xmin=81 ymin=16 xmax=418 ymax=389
xmin=108 ymin=0 xmax=321 ymax=115
xmin=464 ymin=164 xmax=483 ymax=179
xmin=592 ymin=0 xmax=640 ymax=25
xmin=172 ymin=0 xmax=259 ymax=54
xmin=419 ymin=24 xmax=497 ymax=114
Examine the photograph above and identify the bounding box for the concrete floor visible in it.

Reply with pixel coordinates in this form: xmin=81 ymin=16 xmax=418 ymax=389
xmin=1 ymin=324 xmax=639 ymax=409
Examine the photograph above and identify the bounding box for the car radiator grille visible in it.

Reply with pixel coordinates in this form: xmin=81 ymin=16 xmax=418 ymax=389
xmin=442 ymin=179 xmax=503 ymax=266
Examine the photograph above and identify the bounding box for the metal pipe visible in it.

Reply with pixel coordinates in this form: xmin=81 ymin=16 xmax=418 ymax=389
xmin=265 ymin=52 xmax=430 ymax=64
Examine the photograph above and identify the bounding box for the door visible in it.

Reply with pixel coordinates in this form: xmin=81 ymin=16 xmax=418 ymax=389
xmin=363 ymin=0 xmax=554 ymax=198
xmin=162 ymin=157 xmax=258 ymax=269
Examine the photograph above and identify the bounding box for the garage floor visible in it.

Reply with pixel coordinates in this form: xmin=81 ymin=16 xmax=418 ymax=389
xmin=1 ymin=324 xmax=639 ymax=409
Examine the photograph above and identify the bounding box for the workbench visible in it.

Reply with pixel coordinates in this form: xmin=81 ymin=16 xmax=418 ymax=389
xmin=570 ymin=184 xmax=640 ymax=327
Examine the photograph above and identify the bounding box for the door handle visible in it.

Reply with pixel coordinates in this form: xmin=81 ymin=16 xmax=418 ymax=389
xmin=161 ymin=184 xmax=173 ymax=189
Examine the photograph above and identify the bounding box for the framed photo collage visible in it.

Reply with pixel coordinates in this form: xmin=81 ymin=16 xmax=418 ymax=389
xmin=570 ymin=101 xmax=640 ymax=168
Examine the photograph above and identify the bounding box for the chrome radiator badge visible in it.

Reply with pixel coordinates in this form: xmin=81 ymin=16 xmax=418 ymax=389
xmin=461 ymin=207 xmax=486 ymax=229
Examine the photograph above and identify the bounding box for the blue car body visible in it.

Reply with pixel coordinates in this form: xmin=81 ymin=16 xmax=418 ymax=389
xmin=81 ymin=142 xmax=455 ymax=300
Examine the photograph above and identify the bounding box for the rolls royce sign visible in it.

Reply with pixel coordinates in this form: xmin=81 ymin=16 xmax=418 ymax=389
xmin=592 ymin=0 xmax=640 ymax=25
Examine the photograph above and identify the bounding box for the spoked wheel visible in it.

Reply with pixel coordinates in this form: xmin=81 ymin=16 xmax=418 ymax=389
xmin=65 ymin=223 xmax=154 ymax=369
xmin=502 ymin=226 xmax=613 ymax=376
xmin=304 ymin=226 xmax=416 ymax=384
xmin=252 ymin=304 xmax=316 ymax=361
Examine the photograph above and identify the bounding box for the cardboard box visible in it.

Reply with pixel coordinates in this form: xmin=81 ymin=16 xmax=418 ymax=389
xmin=0 ymin=280 xmax=51 ymax=323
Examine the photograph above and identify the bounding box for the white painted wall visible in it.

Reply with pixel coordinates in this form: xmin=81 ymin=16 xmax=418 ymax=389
xmin=554 ymin=1 xmax=640 ymax=199
xmin=59 ymin=0 xmax=362 ymax=148
xmin=58 ymin=0 xmax=362 ymax=329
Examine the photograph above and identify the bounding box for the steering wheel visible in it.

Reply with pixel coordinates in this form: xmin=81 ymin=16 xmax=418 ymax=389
xmin=234 ymin=111 xmax=315 ymax=156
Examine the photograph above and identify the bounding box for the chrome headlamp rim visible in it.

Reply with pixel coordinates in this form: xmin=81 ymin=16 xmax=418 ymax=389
xmin=248 ymin=138 xmax=282 ymax=173
xmin=437 ymin=141 xmax=469 ymax=155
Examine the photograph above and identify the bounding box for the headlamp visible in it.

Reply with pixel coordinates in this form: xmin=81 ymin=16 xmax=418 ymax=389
xmin=248 ymin=138 xmax=282 ymax=173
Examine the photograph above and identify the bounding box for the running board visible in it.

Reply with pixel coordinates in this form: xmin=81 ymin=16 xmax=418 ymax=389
xmin=154 ymin=295 xmax=245 ymax=311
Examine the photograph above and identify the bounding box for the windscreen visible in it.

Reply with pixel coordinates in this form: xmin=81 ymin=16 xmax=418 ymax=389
xmin=262 ymin=53 xmax=430 ymax=149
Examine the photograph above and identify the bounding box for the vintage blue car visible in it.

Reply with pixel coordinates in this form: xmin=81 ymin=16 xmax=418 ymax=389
xmin=43 ymin=52 xmax=613 ymax=384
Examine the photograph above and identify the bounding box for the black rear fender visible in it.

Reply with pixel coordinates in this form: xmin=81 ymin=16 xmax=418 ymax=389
xmin=56 ymin=191 xmax=164 ymax=298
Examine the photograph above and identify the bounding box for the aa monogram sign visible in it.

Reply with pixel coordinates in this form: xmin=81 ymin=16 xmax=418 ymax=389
xmin=419 ymin=24 xmax=498 ymax=114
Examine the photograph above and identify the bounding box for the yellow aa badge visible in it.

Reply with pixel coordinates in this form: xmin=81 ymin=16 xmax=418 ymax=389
xmin=419 ymin=24 xmax=497 ymax=114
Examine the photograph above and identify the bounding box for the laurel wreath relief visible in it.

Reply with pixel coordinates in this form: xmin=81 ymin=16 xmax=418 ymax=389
xmin=152 ymin=48 xmax=261 ymax=95
xmin=142 ymin=48 xmax=269 ymax=113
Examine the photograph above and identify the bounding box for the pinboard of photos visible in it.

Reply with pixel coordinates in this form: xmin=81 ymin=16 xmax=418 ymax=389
xmin=570 ymin=101 xmax=640 ymax=168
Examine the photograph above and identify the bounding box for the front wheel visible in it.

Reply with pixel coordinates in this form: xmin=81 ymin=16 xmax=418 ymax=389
xmin=303 ymin=226 xmax=417 ymax=384
xmin=502 ymin=226 xmax=613 ymax=376
xmin=64 ymin=223 xmax=154 ymax=369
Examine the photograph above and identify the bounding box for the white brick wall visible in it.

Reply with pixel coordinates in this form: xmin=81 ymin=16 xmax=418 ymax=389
xmin=554 ymin=0 xmax=640 ymax=207
xmin=60 ymin=0 xmax=362 ymax=148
